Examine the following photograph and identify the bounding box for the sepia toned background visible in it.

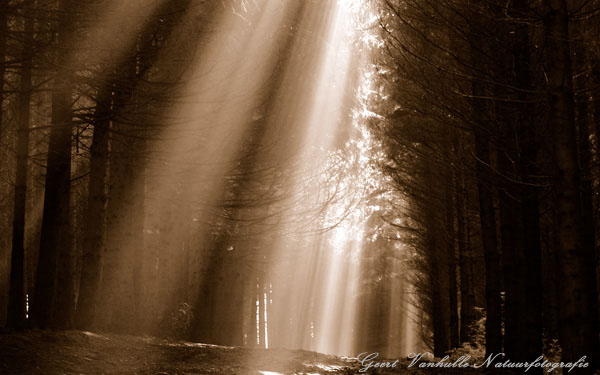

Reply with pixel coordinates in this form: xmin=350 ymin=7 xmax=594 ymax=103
xmin=0 ymin=0 xmax=599 ymax=374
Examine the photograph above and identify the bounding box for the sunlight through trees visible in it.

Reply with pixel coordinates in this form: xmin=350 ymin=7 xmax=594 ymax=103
xmin=1 ymin=0 xmax=600 ymax=374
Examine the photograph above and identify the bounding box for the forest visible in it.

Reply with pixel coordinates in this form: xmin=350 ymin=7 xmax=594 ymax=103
xmin=0 ymin=0 xmax=599 ymax=374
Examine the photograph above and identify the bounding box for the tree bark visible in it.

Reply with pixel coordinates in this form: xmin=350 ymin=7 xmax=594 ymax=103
xmin=7 ymin=0 xmax=34 ymax=329
xmin=430 ymin=229 xmax=451 ymax=356
xmin=514 ymin=5 xmax=543 ymax=365
xmin=572 ymin=20 xmax=597 ymax=339
xmin=497 ymin=146 xmax=522 ymax=358
xmin=592 ymin=26 xmax=600 ymax=321
xmin=468 ymin=0 xmax=503 ymax=355
xmin=425 ymin=162 xmax=451 ymax=356
xmin=33 ymin=0 xmax=75 ymax=329
xmin=473 ymin=130 xmax=502 ymax=356
xmin=456 ymin=165 xmax=476 ymax=344
xmin=0 ymin=0 xmax=7 ymax=142
xmin=542 ymin=0 xmax=600 ymax=370
xmin=445 ymin=160 xmax=459 ymax=349
xmin=74 ymin=85 xmax=111 ymax=329
xmin=499 ymin=0 xmax=543 ymax=364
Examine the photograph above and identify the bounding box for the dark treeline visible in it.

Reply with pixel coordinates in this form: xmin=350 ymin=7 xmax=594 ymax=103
xmin=369 ymin=0 xmax=600 ymax=372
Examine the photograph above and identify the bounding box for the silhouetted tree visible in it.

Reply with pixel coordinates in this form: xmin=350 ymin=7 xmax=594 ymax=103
xmin=7 ymin=0 xmax=34 ymax=330
xmin=543 ymin=0 xmax=599 ymax=370
xmin=33 ymin=0 xmax=77 ymax=329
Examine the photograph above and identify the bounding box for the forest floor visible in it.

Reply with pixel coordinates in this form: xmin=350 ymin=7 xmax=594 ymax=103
xmin=0 ymin=330 xmax=481 ymax=375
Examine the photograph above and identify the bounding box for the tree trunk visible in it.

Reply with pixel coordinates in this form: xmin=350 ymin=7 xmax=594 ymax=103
xmin=514 ymin=0 xmax=543 ymax=363
xmin=591 ymin=23 xmax=600 ymax=323
xmin=573 ymin=20 xmax=597 ymax=340
xmin=430 ymin=232 xmax=451 ymax=356
xmin=0 ymin=1 xmax=8 ymax=325
xmin=473 ymin=130 xmax=502 ymax=356
xmin=497 ymin=146 xmax=522 ymax=358
xmin=468 ymin=0 xmax=503 ymax=355
xmin=593 ymin=32 xmax=600 ymax=321
xmin=101 ymin=105 xmax=142 ymax=332
xmin=498 ymin=0 xmax=543 ymax=364
xmin=33 ymin=0 xmax=75 ymax=329
xmin=426 ymin=165 xmax=451 ymax=356
xmin=541 ymin=193 xmax=560 ymax=340
xmin=445 ymin=163 xmax=459 ymax=349
xmin=74 ymin=85 xmax=111 ymax=329
xmin=7 ymin=0 xmax=34 ymax=329
xmin=456 ymin=165 xmax=476 ymax=344
xmin=491 ymin=5 xmax=521 ymax=359
xmin=100 ymin=133 xmax=138 ymax=332
xmin=543 ymin=0 xmax=600 ymax=370
xmin=0 ymin=0 xmax=7 ymax=141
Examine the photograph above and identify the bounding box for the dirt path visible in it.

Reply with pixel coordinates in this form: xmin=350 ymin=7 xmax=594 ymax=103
xmin=0 ymin=330 xmax=363 ymax=375
xmin=0 ymin=330 xmax=483 ymax=375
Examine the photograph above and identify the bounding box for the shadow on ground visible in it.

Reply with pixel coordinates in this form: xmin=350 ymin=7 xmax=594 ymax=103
xmin=0 ymin=330 xmax=488 ymax=375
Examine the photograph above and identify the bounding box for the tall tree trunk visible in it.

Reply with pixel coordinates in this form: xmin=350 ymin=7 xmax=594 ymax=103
xmin=492 ymin=4 xmax=521 ymax=359
xmin=74 ymin=85 xmax=111 ymax=329
xmin=514 ymin=2 xmax=543 ymax=364
xmin=468 ymin=0 xmax=503 ymax=355
xmin=447 ymin=236 xmax=459 ymax=349
xmin=425 ymin=161 xmax=451 ymax=356
xmin=543 ymin=0 xmax=600 ymax=370
xmin=517 ymin=126 xmax=543 ymax=365
xmin=445 ymin=160 xmax=459 ymax=349
xmin=7 ymin=0 xmax=34 ymax=329
xmin=101 ymin=79 xmax=142 ymax=332
xmin=592 ymin=30 xmax=600 ymax=320
xmin=33 ymin=0 xmax=75 ymax=329
xmin=497 ymin=146 xmax=522 ymax=358
xmin=456 ymin=165 xmax=476 ymax=344
xmin=101 ymin=133 xmax=138 ymax=332
xmin=473 ymin=130 xmax=502 ymax=356
xmin=573 ymin=20 xmax=597 ymax=336
xmin=0 ymin=0 xmax=8 ymax=141
xmin=541 ymin=191 xmax=560 ymax=340
xmin=430 ymin=228 xmax=451 ymax=356
xmin=500 ymin=0 xmax=543 ymax=364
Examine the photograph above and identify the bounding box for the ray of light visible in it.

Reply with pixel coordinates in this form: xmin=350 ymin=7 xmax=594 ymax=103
xmin=76 ymin=0 xmax=165 ymax=69
xmin=264 ymin=0 xmax=369 ymax=357
xmin=98 ymin=0 xmax=299 ymax=328
xmin=91 ymin=0 xmax=421 ymax=360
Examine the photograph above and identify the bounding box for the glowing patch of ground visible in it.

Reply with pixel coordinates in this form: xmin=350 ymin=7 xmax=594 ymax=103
xmin=0 ymin=330 xmax=363 ymax=374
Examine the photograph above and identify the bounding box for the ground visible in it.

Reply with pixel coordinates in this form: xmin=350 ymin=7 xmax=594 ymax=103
xmin=0 ymin=330 xmax=482 ymax=375
xmin=0 ymin=330 xmax=358 ymax=375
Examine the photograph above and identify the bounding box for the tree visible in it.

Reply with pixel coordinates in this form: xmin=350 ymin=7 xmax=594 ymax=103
xmin=7 ymin=0 xmax=34 ymax=329
xmin=33 ymin=0 xmax=76 ymax=329
xmin=0 ymin=0 xmax=8 ymax=142
xmin=455 ymin=158 xmax=476 ymax=344
xmin=74 ymin=84 xmax=111 ymax=329
xmin=543 ymin=0 xmax=600 ymax=370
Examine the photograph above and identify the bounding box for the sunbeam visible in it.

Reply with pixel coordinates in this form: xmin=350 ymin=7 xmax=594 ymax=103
xmin=3 ymin=0 xmax=597 ymax=372
xmin=1 ymin=0 xmax=421 ymax=371
xmin=90 ymin=0 xmax=421 ymax=358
